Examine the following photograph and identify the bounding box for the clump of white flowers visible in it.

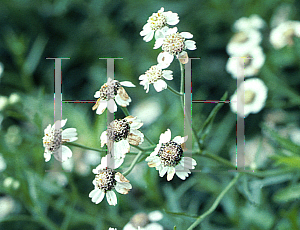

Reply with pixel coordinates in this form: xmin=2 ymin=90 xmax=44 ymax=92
xmin=226 ymin=14 xmax=266 ymax=78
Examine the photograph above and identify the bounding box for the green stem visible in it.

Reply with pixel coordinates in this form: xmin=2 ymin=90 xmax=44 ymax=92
xmin=123 ymin=151 xmax=143 ymax=176
xmin=179 ymin=59 xmax=185 ymax=107
xmin=187 ymin=173 xmax=241 ymax=230
xmin=131 ymin=144 xmax=156 ymax=152
xmin=200 ymin=151 xmax=235 ymax=169
xmin=65 ymin=142 xmax=106 ymax=153
xmin=121 ymin=107 xmax=130 ymax=117
xmin=144 ymin=134 xmax=154 ymax=145
xmin=167 ymin=85 xmax=184 ymax=96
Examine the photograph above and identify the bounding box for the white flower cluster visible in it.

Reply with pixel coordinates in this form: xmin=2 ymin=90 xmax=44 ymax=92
xmin=139 ymin=7 xmax=196 ymax=93
xmin=226 ymin=15 xmax=268 ymax=118
xmin=42 ymin=7 xmax=198 ymax=213
xmin=270 ymin=20 xmax=300 ymax=49
xmin=226 ymin=14 xmax=266 ymax=79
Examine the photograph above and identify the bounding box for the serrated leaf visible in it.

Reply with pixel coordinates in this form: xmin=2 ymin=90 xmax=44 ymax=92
xmin=273 ymin=184 xmax=300 ymax=203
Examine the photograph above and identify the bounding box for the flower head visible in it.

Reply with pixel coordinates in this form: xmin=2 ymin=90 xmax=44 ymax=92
xmin=139 ymin=65 xmax=173 ymax=93
xmin=233 ymin=14 xmax=266 ymax=32
xmin=43 ymin=119 xmax=78 ymax=162
xmin=146 ymin=129 xmax=196 ymax=181
xmin=92 ymin=78 xmax=135 ymax=115
xmin=226 ymin=30 xmax=262 ymax=56
xmin=140 ymin=7 xmax=179 ymax=42
xmin=89 ymin=154 xmax=131 ymax=206
xmin=123 ymin=211 xmax=163 ymax=230
xmin=230 ymin=78 xmax=268 ymax=117
xmin=270 ymin=20 xmax=300 ymax=49
xmin=226 ymin=46 xmax=265 ymax=78
xmin=155 ymin=27 xmax=196 ymax=66
xmin=101 ymin=116 xmax=144 ymax=159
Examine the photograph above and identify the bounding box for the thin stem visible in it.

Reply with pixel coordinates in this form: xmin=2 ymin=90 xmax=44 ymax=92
xmin=179 ymin=59 xmax=185 ymax=107
xmin=167 ymin=85 xmax=184 ymax=96
xmin=187 ymin=173 xmax=241 ymax=230
xmin=131 ymin=144 xmax=156 ymax=152
xmin=144 ymin=134 xmax=154 ymax=145
xmin=123 ymin=151 xmax=143 ymax=176
xmin=65 ymin=142 xmax=106 ymax=153
xmin=199 ymin=151 xmax=236 ymax=169
xmin=121 ymin=107 xmax=130 ymax=117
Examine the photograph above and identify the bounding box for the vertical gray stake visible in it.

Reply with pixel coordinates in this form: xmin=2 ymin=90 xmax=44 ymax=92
xmin=107 ymin=59 xmax=115 ymax=164
xmin=184 ymin=59 xmax=194 ymax=171
xmin=99 ymin=58 xmax=122 ymax=168
xmin=236 ymin=58 xmax=245 ymax=170
xmin=46 ymin=57 xmax=70 ymax=162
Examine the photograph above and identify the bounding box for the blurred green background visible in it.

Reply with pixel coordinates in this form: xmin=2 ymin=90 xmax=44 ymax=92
xmin=0 ymin=0 xmax=300 ymax=229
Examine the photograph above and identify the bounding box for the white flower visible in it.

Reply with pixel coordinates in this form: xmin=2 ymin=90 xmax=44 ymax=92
xmin=139 ymin=65 xmax=173 ymax=93
xmin=154 ymin=27 xmax=196 ymax=66
xmin=0 ymin=96 xmax=8 ymax=111
xmin=145 ymin=129 xmax=196 ymax=181
xmin=101 ymin=116 xmax=144 ymax=159
xmin=92 ymin=78 xmax=135 ymax=115
xmin=89 ymin=154 xmax=132 ymax=206
xmin=226 ymin=46 xmax=265 ymax=78
xmin=109 ymin=228 xmax=117 ymax=230
xmin=230 ymin=78 xmax=268 ymax=118
xmin=226 ymin=30 xmax=262 ymax=56
xmin=0 ymin=196 xmax=16 ymax=220
xmin=0 ymin=153 xmax=6 ymax=172
xmin=0 ymin=62 xmax=4 ymax=80
xmin=140 ymin=7 xmax=179 ymax=42
xmin=233 ymin=14 xmax=266 ymax=31
xmin=123 ymin=211 xmax=163 ymax=230
xmin=43 ymin=119 xmax=78 ymax=162
xmin=270 ymin=20 xmax=300 ymax=49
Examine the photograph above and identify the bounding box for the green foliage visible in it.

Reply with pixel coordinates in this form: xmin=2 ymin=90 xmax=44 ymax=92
xmin=0 ymin=0 xmax=300 ymax=229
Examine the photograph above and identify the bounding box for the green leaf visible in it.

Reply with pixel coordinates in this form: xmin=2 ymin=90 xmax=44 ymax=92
xmin=263 ymin=125 xmax=300 ymax=155
xmin=273 ymin=184 xmax=300 ymax=203
xmin=164 ymin=210 xmax=198 ymax=219
xmin=272 ymin=155 xmax=300 ymax=168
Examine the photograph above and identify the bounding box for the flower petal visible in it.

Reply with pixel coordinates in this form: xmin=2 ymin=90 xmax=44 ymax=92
xmin=44 ymin=149 xmax=52 ymax=162
xmin=90 ymin=188 xmax=105 ymax=204
xmin=106 ymin=191 xmax=117 ymax=206
xmin=94 ymin=91 xmax=100 ymax=98
xmin=167 ymin=167 xmax=175 ymax=181
xmin=154 ymin=38 xmax=164 ymax=49
xmin=157 ymin=52 xmax=173 ymax=69
xmin=153 ymin=79 xmax=167 ymax=92
xmin=180 ymin=32 xmax=193 ymax=39
xmin=143 ymin=30 xmax=155 ymax=42
xmin=113 ymin=140 xmax=130 ymax=159
xmin=115 ymin=181 xmax=132 ymax=194
xmin=146 ymin=155 xmax=161 ymax=167
xmin=165 ymin=12 xmax=179 ymax=25
xmin=172 ymin=135 xmax=187 ymax=144
xmin=107 ymin=99 xmax=117 ymax=113
xmin=115 ymin=94 xmax=130 ymax=107
xmin=185 ymin=40 xmax=197 ymax=50
xmin=120 ymin=81 xmax=136 ymax=87
xmin=162 ymin=70 xmax=173 ymax=80
xmin=159 ymin=166 xmax=168 ymax=177
xmin=100 ymin=131 xmax=107 ymax=147
xmin=175 ymin=170 xmax=190 ymax=180
xmin=159 ymin=129 xmax=171 ymax=143
xmin=96 ymin=100 xmax=108 ymax=115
